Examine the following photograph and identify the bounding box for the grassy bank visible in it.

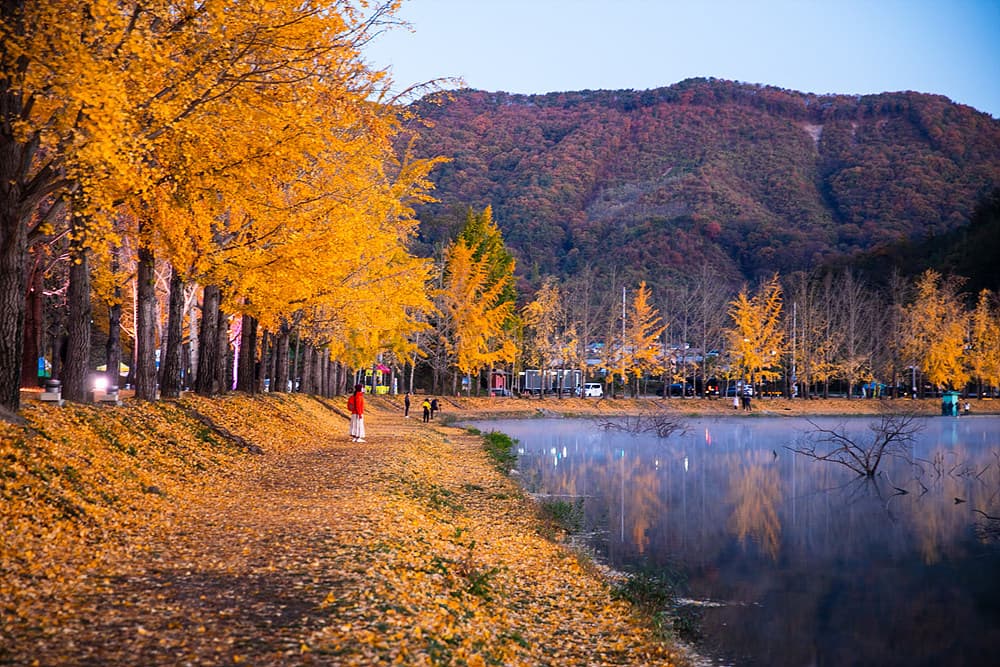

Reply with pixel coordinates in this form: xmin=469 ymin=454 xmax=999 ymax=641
xmin=1 ymin=393 xmax=689 ymax=665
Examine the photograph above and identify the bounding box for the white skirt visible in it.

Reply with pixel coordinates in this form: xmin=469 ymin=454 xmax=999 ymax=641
xmin=350 ymin=414 xmax=365 ymax=439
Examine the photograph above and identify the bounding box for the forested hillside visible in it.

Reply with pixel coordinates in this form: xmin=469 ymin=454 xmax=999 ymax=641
xmin=408 ymin=78 xmax=1000 ymax=288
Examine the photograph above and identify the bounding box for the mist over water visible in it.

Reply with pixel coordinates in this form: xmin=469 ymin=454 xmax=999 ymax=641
xmin=465 ymin=416 xmax=1000 ymax=667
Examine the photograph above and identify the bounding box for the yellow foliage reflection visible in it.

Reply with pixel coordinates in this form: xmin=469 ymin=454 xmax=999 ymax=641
xmin=727 ymin=455 xmax=783 ymax=560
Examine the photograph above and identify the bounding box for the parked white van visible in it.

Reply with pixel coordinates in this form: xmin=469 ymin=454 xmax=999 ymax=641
xmin=583 ymin=382 xmax=604 ymax=398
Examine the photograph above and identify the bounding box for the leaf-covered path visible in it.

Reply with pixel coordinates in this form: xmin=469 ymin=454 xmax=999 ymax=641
xmin=3 ymin=395 xmax=688 ymax=665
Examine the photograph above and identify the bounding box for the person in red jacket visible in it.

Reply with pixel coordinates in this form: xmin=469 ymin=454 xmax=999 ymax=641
xmin=347 ymin=383 xmax=366 ymax=442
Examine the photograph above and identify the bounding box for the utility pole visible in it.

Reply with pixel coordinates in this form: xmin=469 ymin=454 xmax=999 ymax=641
xmin=791 ymin=301 xmax=797 ymax=399
xmin=621 ymin=286 xmax=626 ymax=398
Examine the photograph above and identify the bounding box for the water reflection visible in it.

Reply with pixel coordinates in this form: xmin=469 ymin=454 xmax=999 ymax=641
xmin=467 ymin=416 xmax=1000 ymax=667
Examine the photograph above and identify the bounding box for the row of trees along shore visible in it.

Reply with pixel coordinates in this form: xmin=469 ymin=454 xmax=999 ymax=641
xmin=508 ymin=263 xmax=1000 ymax=401
xmin=424 ymin=206 xmax=1000 ymax=400
xmin=1 ymin=1 xmax=449 ymax=412
xmin=21 ymin=177 xmax=1000 ymax=406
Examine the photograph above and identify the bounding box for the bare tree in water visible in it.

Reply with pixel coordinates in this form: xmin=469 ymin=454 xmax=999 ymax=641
xmin=597 ymin=409 xmax=686 ymax=439
xmin=790 ymin=410 xmax=923 ymax=478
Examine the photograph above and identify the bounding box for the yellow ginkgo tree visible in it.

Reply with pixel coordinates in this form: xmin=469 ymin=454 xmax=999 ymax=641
xmin=967 ymin=289 xmax=1000 ymax=396
xmin=727 ymin=273 xmax=786 ymax=393
xmin=522 ymin=277 xmax=564 ymax=399
xmin=900 ymin=270 xmax=968 ymax=392
xmin=435 ymin=239 xmax=517 ymax=395
xmin=1 ymin=0 xmax=438 ymax=406
xmin=623 ymin=282 xmax=665 ymax=397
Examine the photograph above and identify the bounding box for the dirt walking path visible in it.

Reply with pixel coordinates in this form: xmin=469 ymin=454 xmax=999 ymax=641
xmin=5 ymin=396 xmax=687 ymax=666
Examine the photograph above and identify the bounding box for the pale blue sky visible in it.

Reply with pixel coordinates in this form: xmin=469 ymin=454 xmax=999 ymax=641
xmin=363 ymin=0 xmax=1000 ymax=118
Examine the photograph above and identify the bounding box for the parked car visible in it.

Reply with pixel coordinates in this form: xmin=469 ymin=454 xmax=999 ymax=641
xmin=490 ymin=387 xmax=511 ymax=397
xmin=657 ymin=383 xmax=694 ymax=396
xmin=582 ymin=382 xmax=604 ymax=398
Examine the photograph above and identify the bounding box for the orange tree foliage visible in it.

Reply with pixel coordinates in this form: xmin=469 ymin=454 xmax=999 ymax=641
xmin=726 ymin=273 xmax=786 ymax=386
xmin=113 ymin=1 xmax=440 ymax=368
xmin=624 ymin=281 xmax=665 ymax=389
xmin=901 ymin=270 xmax=969 ymax=390
xmin=522 ymin=276 xmax=564 ymax=378
xmin=968 ymin=290 xmax=1000 ymax=392
xmin=436 ymin=239 xmax=517 ymax=382
xmin=1 ymin=0 xmax=441 ymax=408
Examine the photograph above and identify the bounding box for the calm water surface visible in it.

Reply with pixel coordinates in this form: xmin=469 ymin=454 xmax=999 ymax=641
xmin=465 ymin=415 xmax=1000 ymax=667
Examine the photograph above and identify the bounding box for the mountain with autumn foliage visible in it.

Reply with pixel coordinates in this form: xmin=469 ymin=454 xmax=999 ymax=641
xmin=408 ymin=78 xmax=1000 ymax=287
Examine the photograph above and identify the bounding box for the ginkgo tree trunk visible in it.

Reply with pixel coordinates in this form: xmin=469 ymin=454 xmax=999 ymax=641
xmin=159 ymin=267 xmax=185 ymax=399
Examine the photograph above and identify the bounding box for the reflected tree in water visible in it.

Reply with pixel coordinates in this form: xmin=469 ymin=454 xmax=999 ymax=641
xmin=727 ymin=456 xmax=782 ymax=560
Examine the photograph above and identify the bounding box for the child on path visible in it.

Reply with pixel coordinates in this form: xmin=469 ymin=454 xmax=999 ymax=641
xmin=348 ymin=384 xmax=366 ymax=442
xmin=421 ymin=398 xmax=431 ymax=423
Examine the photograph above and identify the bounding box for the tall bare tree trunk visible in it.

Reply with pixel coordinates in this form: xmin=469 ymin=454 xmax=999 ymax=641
xmin=274 ymin=324 xmax=289 ymax=393
xmin=105 ymin=302 xmax=121 ymax=387
xmin=320 ymin=350 xmax=329 ymax=397
xmin=0 ymin=6 xmax=32 ymax=411
xmin=195 ymin=285 xmax=221 ymax=395
xmin=160 ymin=266 xmax=185 ymax=398
xmin=20 ymin=258 xmax=42 ymax=387
xmin=316 ymin=347 xmax=326 ymax=396
xmin=313 ymin=346 xmax=322 ymax=395
xmin=300 ymin=343 xmax=315 ymax=395
xmin=314 ymin=348 xmax=323 ymax=396
xmin=216 ymin=305 xmax=229 ymax=393
xmin=256 ymin=330 xmax=269 ymax=392
xmin=237 ymin=312 xmax=257 ymax=393
xmin=187 ymin=292 xmax=199 ymax=390
xmin=63 ymin=236 xmax=91 ymax=403
xmin=409 ymin=352 xmax=417 ymax=394
xmin=135 ymin=245 xmax=157 ymax=401
xmin=291 ymin=329 xmax=301 ymax=392
xmin=104 ymin=248 xmax=122 ymax=392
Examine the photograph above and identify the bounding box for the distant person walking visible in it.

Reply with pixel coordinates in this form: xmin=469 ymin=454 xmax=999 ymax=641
xmin=430 ymin=398 xmax=439 ymax=420
xmin=421 ymin=398 xmax=431 ymax=423
xmin=348 ymin=384 xmax=366 ymax=442
xmin=404 ymin=392 xmax=411 ymax=418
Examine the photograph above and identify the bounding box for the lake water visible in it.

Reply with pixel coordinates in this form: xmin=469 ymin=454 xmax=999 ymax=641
xmin=464 ymin=415 xmax=1000 ymax=667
